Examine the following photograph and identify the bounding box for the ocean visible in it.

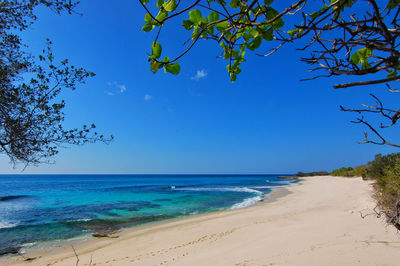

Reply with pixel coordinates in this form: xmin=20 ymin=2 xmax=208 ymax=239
xmin=0 ymin=174 xmax=297 ymax=255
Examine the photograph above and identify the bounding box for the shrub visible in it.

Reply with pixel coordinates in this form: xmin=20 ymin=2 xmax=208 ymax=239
xmin=329 ymin=153 xmax=400 ymax=229
xmin=353 ymin=165 xmax=367 ymax=178
xmin=295 ymin=171 xmax=329 ymax=177
xmin=366 ymin=153 xmax=400 ymax=229
xmin=331 ymin=167 xmax=354 ymax=177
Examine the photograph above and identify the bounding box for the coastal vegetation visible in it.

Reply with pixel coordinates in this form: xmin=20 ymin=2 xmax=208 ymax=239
xmin=279 ymin=171 xmax=329 ymax=179
xmin=140 ymin=0 xmax=400 ymax=148
xmin=330 ymin=166 xmax=367 ymax=177
xmin=293 ymin=171 xmax=329 ymax=177
xmin=331 ymin=153 xmax=400 ymax=229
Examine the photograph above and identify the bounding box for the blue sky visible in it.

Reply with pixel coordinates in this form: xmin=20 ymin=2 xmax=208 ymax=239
xmin=1 ymin=0 xmax=398 ymax=174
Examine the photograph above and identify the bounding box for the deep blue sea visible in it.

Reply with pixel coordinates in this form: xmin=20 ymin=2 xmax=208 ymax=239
xmin=0 ymin=174 xmax=297 ymax=255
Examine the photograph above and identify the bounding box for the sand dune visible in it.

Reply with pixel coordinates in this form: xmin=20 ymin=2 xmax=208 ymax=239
xmin=5 ymin=176 xmax=400 ymax=265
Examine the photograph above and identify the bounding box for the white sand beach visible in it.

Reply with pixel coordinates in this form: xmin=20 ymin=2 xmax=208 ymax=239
xmin=4 ymin=176 xmax=400 ymax=265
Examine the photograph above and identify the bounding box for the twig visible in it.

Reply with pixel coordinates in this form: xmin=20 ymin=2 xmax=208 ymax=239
xmin=72 ymin=245 xmax=79 ymax=266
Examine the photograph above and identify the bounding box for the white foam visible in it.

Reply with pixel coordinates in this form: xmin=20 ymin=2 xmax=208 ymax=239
xmin=251 ymin=185 xmax=288 ymax=189
xmin=19 ymin=242 xmax=36 ymax=254
xmin=0 ymin=220 xmax=19 ymax=229
xmin=230 ymin=196 xmax=263 ymax=209
xmin=174 ymin=187 xmax=262 ymax=194
xmin=70 ymin=218 xmax=92 ymax=222
xmin=21 ymin=242 xmax=36 ymax=248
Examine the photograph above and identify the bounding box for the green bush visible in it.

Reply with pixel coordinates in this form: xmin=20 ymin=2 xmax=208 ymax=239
xmin=329 ymin=153 xmax=400 ymax=229
xmin=331 ymin=167 xmax=355 ymax=177
xmin=295 ymin=171 xmax=329 ymax=177
xmin=331 ymin=165 xmax=367 ymax=178
xmin=353 ymin=165 xmax=367 ymax=178
xmin=366 ymin=153 xmax=400 ymax=229
xmin=365 ymin=153 xmax=400 ymax=179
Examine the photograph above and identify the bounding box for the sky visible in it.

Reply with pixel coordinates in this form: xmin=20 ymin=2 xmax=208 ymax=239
xmin=1 ymin=0 xmax=399 ymax=174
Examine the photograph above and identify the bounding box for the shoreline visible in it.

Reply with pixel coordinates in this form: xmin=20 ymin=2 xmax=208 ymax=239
xmin=4 ymin=176 xmax=400 ymax=265
xmin=5 ymin=184 xmax=294 ymax=261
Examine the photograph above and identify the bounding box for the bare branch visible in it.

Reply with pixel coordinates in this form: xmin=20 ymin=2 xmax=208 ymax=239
xmin=334 ymin=76 xmax=400 ymax=89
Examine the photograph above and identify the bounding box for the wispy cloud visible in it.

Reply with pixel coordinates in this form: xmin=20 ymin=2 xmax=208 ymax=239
xmin=144 ymin=94 xmax=152 ymax=101
xmin=117 ymin=84 xmax=126 ymax=93
xmin=191 ymin=69 xmax=207 ymax=81
xmin=105 ymin=81 xmax=127 ymax=96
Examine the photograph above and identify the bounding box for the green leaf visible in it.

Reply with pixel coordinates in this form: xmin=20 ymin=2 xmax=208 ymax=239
xmin=223 ymin=51 xmax=229 ymax=60
xmin=248 ymin=28 xmax=259 ymax=38
xmin=247 ymin=37 xmax=262 ymax=51
xmin=242 ymin=31 xmax=250 ymax=42
xmin=216 ymin=21 xmax=229 ymax=31
xmin=144 ymin=13 xmax=152 ymax=23
xmin=155 ymin=11 xmax=168 ymax=23
xmin=208 ymin=11 xmax=219 ymax=22
xmin=265 ymin=7 xmax=279 ymax=20
xmin=308 ymin=10 xmax=319 ymax=19
xmin=358 ymin=47 xmax=372 ymax=58
xmin=272 ymin=18 xmax=284 ymax=30
xmin=264 ymin=0 xmax=273 ymax=5
xmin=321 ymin=3 xmax=328 ymax=12
xmin=156 ymin=0 xmax=165 ymax=9
xmin=230 ymin=73 xmax=237 ymax=82
xmin=182 ymin=20 xmax=194 ymax=30
xmin=220 ymin=41 xmax=227 ymax=50
xmin=234 ymin=66 xmax=242 ymax=74
xmin=262 ymin=28 xmax=274 ymax=41
xmin=163 ymin=0 xmax=177 ymax=12
xmin=388 ymin=70 xmax=398 ymax=78
xmin=231 ymin=50 xmax=240 ymax=59
xmin=200 ymin=16 xmax=208 ymax=27
xmin=164 ymin=62 xmax=181 ymax=74
xmin=351 ymin=48 xmax=372 ymax=69
xmin=361 ymin=60 xmax=371 ymax=70
xmin=141 ymin=24 xmax=153 ymax=32
xmin=192 ymin=26 xmax=201 ymax=39
xmin=206 ymin=25 xmax=214 ymax=35
xmin=387 ymin=0 xmax=400 ymax=9
xmin=229 ymin=0 xmax=240 ymax=8
xmin=141 ymin=0 xmax=149 ymax=4
xmin=189 ymin=9 xmax=202 ymax=25
xmin=287 ymin=28 xmax=300 ymax=36
xmin=150 ymin=60 xmax=161 ymax=74
xmin=150 ymin=42 xmax=162 ymax=59
xmin=351 ymin=52 xmax=361 ymax=65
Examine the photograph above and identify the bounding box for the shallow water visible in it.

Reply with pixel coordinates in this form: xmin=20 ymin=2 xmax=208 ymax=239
xmin=0 ymin=174 xmax=297 ymax=254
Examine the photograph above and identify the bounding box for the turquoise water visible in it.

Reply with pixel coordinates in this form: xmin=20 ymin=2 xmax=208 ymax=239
xmin=0 ymin=174 xmax=297 ymax=255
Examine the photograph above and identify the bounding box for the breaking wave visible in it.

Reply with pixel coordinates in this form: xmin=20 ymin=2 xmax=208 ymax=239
xmin=230 ymin=196 xmax=263 ymax=209
xmin=173 ymin=186 xmax=262 ymax=194
xmin=0 ymin=220 xmax=19 ymax=229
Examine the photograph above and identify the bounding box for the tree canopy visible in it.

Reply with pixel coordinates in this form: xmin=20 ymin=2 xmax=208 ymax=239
xmin=0 ymin=0 xmax=112 ymax=166
xmin=140 ymin=0 xmax=400 ymax=148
